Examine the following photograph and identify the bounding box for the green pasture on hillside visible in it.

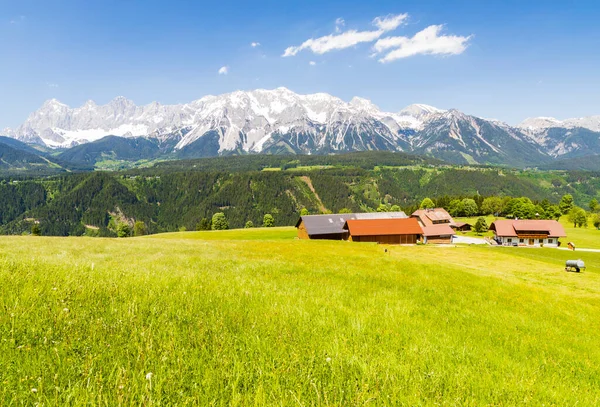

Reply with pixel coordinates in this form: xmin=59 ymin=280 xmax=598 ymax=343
xmin=1 ymin=230 xmax=599 ymax=405
xmin=151 ymin=226 xmax=297 ymax=241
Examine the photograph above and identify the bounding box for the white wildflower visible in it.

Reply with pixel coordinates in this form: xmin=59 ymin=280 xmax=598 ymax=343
xmin=326 ymin=357 xmax=332 ymax=363
xmin=145 ymin=372 xmax=153 ymax=380
xmin=31 ymin=388 xmax=37 ymax=393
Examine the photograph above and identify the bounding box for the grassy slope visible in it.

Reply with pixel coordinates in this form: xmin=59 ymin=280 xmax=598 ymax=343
xmin=1 ymin=232 xmax=600 ymax=405
xmin=151 ymin=226 xmax=297 ymax=241
xmin=559 ymin=215 xmax=600 ymax=249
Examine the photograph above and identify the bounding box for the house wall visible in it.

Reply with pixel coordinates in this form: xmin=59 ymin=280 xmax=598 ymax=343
xmin=297 ymin=221 xmax=310 ymax=239
xmin=424 ymin=236 xmax=452 ymax=244
xmin=312 ymin=233 xmax=346 ymax=240
xmin=352 ymin=234 xmax=419 ymax=244
xmin=497 ymin=236 xmax=560 ymax=247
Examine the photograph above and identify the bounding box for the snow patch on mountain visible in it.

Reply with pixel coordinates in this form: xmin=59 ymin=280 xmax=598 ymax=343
xmin=519 ymin=116 xmax=600 ymax=133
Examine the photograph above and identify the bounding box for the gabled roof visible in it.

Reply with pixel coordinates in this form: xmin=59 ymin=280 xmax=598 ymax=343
xmin=451 ymin=222 xmax=470 ymax=228
xmin=489 ymin=220 xmax=517 ymax=236
xmin=296 ymin=214 xmax=356 ymax=236
xmin=411 ymin=208 xmax=453 ymax=226
xmin=490 ymin=220 xmax=566 ymax=237
xmin=355 ymin=211 xmax=407 ymax=220
xmin=422 ymin=224 xmax=455 ymax=237
xmin=344 ymin=218 xmax=423 ymax=236
xmin=296 ymin=211 xmax=408 ymax=236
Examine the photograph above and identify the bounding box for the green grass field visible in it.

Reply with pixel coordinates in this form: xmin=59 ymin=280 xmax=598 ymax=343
xmin=1 ymin=229 xmax=600 ymax=405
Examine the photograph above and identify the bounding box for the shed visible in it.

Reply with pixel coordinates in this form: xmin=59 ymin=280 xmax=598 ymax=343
xmin=344 ymin=218 xmax=423 ymax=244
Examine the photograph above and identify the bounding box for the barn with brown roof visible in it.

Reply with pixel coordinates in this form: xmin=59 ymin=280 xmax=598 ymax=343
xmin=489 ymin=219 xmax=566 ymax=247
xmin=343 ymin=218 xmax=423 ymax=244
xmin=411 ymin=208 xmax=456 ymax=244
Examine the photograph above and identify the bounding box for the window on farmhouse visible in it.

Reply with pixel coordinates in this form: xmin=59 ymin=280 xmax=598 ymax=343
xmin=507 ymin=238 xmax=512 ymax=243
xmin=548 ymin=239 xmax=553 ymax=244
xmin=519 ymin=239 xmax=524 ymax=243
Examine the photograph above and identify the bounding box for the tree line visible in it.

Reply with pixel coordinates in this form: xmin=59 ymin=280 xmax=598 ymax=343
xmin=0 ymin=164 xmax=598 ymax=237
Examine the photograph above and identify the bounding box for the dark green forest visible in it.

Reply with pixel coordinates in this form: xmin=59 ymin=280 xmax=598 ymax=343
xmin=1 ymin=152 xmax=599 ymax=236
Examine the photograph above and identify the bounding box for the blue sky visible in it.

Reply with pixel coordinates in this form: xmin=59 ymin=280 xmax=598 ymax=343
xmin=1 ymin=0 xmax=599 ymax=128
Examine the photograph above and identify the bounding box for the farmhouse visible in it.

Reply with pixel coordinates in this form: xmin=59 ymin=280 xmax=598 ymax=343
xmin=295 ymin=211 xmax=408 ymax=240
xmin=411 ymin=208 xmax=456 ymax=244
xmin=344 ymin=218 xmax=423 ymax=244
xmin=489 ymin=219 xmax=566 ymax=247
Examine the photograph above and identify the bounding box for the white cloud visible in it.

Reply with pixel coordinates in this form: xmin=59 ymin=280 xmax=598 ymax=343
xmin=46 ymin=83 xmax=59 ymax=88
xmin=335 ymin=18 xmax=345 ymax=33
xmin=251 ymin=42 xmax=261 ymax=47
xmin=282 ymin=13 xmax=408 ymax=57
xmin=374 ymin=25 xmax=471 ymax=63
xmin=218 ymin=66 xmax=229 ymax=75
xmin=309 ymin=61 xmax=316 ymax=66
xmin=373 ymin=14 xmax=408 ymax=31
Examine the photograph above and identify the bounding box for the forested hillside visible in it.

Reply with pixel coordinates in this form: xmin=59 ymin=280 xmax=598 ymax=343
xmin=1 ymin=152 xmax=599 ymax=236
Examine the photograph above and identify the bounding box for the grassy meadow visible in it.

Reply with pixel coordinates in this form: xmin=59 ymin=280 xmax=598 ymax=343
xmin=1 ymin=228 xmax=600 ymax=405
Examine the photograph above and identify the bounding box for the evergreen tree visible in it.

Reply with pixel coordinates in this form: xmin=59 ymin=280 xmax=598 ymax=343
xmin=473 ymin=217 xmax=488 ymax=235
xmin=134 ymin=221 xmax=147 ymax=236
xmin=31 ymin=223 xmax=41 ymax=236
xmin=559 ymin=194 xmax=574 ymax=215
xmin=245 ymin=220 xmax=254 ymax=228
xmin=116 ymin=222 xmax=131 ymax=238
xmin=197 ymin=218 xmax=211 ymax=231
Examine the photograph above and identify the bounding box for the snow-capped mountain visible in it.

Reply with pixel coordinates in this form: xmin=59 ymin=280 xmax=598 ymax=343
xmin=519 ymin=115 xmax=600 ymax=133
xmin=3 ymin=88 xmax=598 ymax=166
xmin=518 ymin=115 xmax=600 ymax=157
xmin=5 ymin=88 xmax=421 ymax=153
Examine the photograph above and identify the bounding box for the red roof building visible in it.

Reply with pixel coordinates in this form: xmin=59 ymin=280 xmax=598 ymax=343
xmin=344 ymin=218 xmax=424 ymax=244
xmin=489 ymin=219 xmax=566 ymax=247
xmin=411 ymin=208 xmax=456 ymax=244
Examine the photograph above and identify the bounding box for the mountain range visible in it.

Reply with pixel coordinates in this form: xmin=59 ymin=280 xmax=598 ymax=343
xmin=2 ymin=87 xmax=600 ymax=168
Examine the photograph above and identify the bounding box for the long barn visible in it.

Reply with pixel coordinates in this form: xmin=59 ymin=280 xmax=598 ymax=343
xmin=296 ymin=212 xmax=407 ymax=240
xmin=344 ymin=218 xmax=423 ymax=244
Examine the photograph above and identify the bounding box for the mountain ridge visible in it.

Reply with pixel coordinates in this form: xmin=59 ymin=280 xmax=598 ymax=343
xmin=3 ymin=88 xmax=600 ymax=167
